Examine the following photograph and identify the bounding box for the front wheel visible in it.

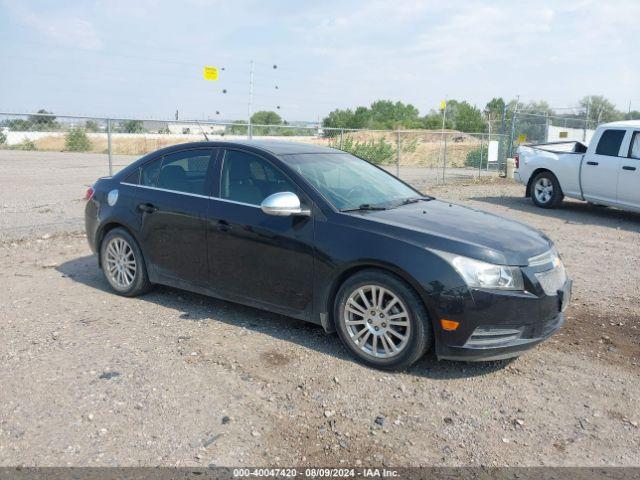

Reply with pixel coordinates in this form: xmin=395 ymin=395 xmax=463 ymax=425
xmin=334 ymin=270 xmax=431 ymax=370
xmin=531 ymin=172 xmax=563 ymax=208
xmin=100 ymin=228 xmax=151 ymax=297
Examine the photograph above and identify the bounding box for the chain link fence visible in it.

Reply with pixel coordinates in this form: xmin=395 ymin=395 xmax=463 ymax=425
xmin=0 ymin=112 xmax=508 ymax=187
xmin=507 ymin=109 xmax=598 ymax=156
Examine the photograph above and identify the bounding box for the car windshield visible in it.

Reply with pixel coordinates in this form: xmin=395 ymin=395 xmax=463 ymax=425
xmin=285 ymin=153 xmax=420 ymax=211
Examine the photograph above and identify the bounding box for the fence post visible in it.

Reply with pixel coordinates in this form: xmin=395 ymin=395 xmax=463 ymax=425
xmin=340 ymin=129 xmax=344 ymax=149
xmin=498 ymin=104 xmax=507 ymax=171
xmin=107 ymin=118 xmax=113 ymax=176
xmin=396 ymin=129 xmax=400 ymax=177
xmin=442 ymin=134 xmax=448 ymax=184
xmin=478 ymin=134 xmax=484 ymax=178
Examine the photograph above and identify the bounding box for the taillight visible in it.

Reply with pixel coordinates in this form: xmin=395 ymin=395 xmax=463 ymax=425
xmin=85 ymin=186 xmax=95 ymax=201
xmin=514 ymin=153 xmax=520 ymax=169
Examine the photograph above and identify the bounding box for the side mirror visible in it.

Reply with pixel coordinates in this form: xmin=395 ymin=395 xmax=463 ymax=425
xmin=260 ymin=192 xmax=310 ymax=217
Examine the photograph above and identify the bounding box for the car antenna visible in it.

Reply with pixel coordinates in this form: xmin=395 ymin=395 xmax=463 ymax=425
xmin=195 ymin=120 xmax=210 ymax=141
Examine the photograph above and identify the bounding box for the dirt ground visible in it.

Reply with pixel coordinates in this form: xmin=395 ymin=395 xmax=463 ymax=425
xmin=1 ymin=163 xmax=639 ymax=467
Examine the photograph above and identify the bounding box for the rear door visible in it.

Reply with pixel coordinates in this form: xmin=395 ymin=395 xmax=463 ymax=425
xmin=581 ymin=129 xmax=625 ymax=204
xmin=617 ymin=130 xmax=640 ymax=209
xmin=134 ymin=148 xmax=217 ymax=286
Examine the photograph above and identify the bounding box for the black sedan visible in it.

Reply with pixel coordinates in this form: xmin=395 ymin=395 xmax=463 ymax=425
xmin=85 ymin=141 xmax=571 ymax=370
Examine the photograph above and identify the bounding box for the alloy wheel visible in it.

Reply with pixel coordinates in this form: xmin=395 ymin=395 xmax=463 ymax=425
xmin=343 ymin=284 xmax=411 ymax=359
xmin=104 ymin=237 xmax=137 ymax=289
xmin=534 ymin=177 xmax=553 ymax=204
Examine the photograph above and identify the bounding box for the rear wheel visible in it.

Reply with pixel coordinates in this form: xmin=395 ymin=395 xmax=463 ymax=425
xmin=334 ymin=270 xmax=431 ymax=370
xmin=531 ymin=171 xmax=563 ymax=208
xmin=100 ymin=228 xmax=151 ymax=297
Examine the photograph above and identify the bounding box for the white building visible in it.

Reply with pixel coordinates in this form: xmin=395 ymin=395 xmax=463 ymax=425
xmin=547 ymin=124 xmax=595 ymax=144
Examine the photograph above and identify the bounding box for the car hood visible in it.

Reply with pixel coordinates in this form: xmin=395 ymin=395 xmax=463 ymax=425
xmin=353 ymin=199 xmax=552 ymax=266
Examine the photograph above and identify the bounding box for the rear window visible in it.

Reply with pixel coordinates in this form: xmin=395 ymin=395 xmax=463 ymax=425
xmin=595 ymin=129 xmax=625 ymax=156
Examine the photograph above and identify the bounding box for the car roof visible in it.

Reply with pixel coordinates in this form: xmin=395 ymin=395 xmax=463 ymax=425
xmin=156 ymin=139 xmax=343 ymax=156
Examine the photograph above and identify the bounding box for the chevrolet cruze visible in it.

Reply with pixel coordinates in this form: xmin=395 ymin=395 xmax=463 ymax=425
xmin=85 ymin=141 xmax=572 ymax=370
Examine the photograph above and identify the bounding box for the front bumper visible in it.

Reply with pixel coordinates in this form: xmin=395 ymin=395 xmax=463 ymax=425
xmin=434 ymin=278 xmax=572 ymax=362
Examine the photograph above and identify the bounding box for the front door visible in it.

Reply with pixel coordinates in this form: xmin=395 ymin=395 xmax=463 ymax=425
xmin=136 ymin=148 xmax=216 ymax=286
xmin=581 ymin=128 xmax=624 ymax=204
xmin=617 ymin=130 xmax=640 ymax=209
xmin=206 ymin=148 xmax=315 ymax=318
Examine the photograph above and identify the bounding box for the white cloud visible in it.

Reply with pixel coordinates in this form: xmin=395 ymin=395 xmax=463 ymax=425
xmin=4 ymin=0 xmax=103 ymax=49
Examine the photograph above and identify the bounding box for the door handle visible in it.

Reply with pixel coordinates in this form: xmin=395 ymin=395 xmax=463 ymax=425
xmin=137 ymin=202 xmax=158 ymax=213
xmin=216 ymin=219 xmax=232 ymax=232
xmin=622 ymin=165 xmax=637 ymax=171
xmin=586 ymin=161 xmax=599 ymax=166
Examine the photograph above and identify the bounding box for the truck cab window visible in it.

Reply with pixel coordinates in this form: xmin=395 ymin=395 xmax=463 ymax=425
xmin=595 ymin=129 xmax=625 ymax=156
xmin=629 ymin=132 xmax=640 ymax=159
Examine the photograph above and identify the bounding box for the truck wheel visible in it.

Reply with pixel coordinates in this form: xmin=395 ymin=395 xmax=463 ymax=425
xmin=531 ymin=172 xmax=563 ymax=208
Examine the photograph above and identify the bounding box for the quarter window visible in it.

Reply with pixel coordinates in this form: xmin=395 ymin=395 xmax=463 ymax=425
xmin=595 ymin=129 xmax=625 ymax=156
xmin=139 ymin=150 xmax=212 ymax=195
xmin=629 ymin=132 xmax=640 ymax=159
xmin=220 ymin=150 xmax=298 ymax=206
xmin=140 ymin=157 xmax=162 ymax=187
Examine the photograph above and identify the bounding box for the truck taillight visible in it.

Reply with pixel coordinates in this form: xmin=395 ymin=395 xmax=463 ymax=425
xmin=514 ymin=153 xmax=520 ymax=169
xmin=85 ymin=186 xmax=95 ymax=201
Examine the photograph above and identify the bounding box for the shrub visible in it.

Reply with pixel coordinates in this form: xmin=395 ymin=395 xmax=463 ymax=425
xmin=65 ymin=128 xmax=92 ymax=151
xmin=0 ymin=130 xmax=6 ymax=145
xmin=15 ymin=139 xmax=36 ymax=150
xmin=465 ymin=145 xmax=488 ymax=168
xmin=330 ymin=137 xmax=394 ymax=165
xmin=85 ymin=120 xmax=100 ymax=132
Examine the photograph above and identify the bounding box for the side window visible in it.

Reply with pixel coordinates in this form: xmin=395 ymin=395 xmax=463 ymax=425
xmin=220 ymin=150 xmax=298 ymax=206
xmin=628 ymin=132 xmax=640 ymax=160
xmin=595 ymin=129 xmax=625 ymax=156
xmin=140 ymin=157 xmax=162 ymax=187
xmin=156 ymin=149 xmax=213 ymax=195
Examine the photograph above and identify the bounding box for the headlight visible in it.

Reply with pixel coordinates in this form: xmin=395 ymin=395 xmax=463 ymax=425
xmin=434 ymin=251 xmax=524 ymax=290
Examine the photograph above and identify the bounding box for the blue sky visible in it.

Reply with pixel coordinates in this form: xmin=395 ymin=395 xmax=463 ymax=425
xmin=1 ymin=0 xmax=638 ymax=121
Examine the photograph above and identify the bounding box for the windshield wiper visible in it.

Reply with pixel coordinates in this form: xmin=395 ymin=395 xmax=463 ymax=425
xmin=340 ymin=204 xmax=388 ymax=212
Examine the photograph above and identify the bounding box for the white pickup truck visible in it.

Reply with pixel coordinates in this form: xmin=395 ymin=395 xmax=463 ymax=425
xmin=514 ymin=120 xmax=640 ymax=212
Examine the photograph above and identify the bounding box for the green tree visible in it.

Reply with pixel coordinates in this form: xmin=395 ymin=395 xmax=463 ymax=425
xmin=367 ymin=100 xmax=422 ymax=129
xmin=28 ymin=109 xmax=58 ymax=131
xmin=421 ymin=111 xmax=453 ymax=129
xmin=580 ymin=95 xmax=623 ymax=125
xmin=450 ymin=101 xmax=486 ymax=133
xmin=65 ymin=128 xmax=92 ymax=151
xmin=250 ymin=110 xmax=282 ymax=125
xmin=322 ymin=100 xmax=422 ymax=132
xmin=625 ymin=110 xmax=640 ymax=120
xmin=484 ymin=97 xmax=505 ymax=131
xmin=120 ymin=120 xmax=145 ymax=133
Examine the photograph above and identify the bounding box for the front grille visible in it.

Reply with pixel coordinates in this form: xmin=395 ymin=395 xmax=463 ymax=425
xmin=535 ymin=264 xmax=567 ymax=296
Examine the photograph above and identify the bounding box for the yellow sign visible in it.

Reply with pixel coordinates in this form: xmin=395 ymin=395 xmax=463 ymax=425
xmin=518 ymin=134 xmax=527 ymax=143
xmin=440 ymin=100 xmax=447 ymax=110
xmin=203 ymin=66 xmax=219 ymax=81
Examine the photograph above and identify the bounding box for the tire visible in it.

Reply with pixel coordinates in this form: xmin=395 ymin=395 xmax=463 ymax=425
xmin=531 ymin=171 xmax=564 ymax=208
xmin=100 ymin=227 xmax=151 ymax=297
xmin=334 ymin=269 xmax=431 ymax=370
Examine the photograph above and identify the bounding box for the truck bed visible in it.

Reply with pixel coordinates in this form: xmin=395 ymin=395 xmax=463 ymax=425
xmin=526 ymin=141 xmax=588 ymax=154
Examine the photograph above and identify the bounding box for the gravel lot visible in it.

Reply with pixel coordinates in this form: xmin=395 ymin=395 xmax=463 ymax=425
xmin=0 ymin=151 xmax=639 ymax=467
